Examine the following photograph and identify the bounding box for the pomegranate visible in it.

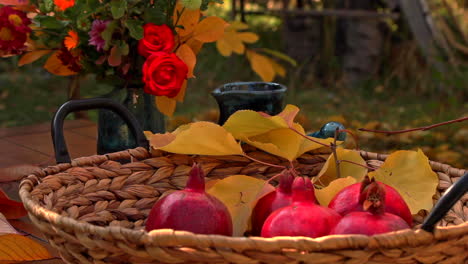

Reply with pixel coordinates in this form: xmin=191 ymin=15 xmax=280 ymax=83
xmin=331 ymin=180 xmax=410 ymax=235
xmin=251 ymin=170 xmax=294 ymax=236
xmin=261 ymin=177 xmax=342 ymax=238
xmin=328 ymin=176 xmax=413 ymax=226
xmin=145 ymin=163 xmax=233 ymax=235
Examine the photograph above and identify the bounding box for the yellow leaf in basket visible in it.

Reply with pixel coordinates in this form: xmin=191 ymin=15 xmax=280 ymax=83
xmin=315 ymin=176 xmax=357 ymax=206
xmin=0 ymin=234 xmax=52 ymax=262
xmin=148 ymin=121 xmax=243 ymax=156
xmin=368 ymin=149 xmax=438 ymax=214
xmin=223 ymin=105 xmax=332 ymax=161
xmin=206 ymin=175 xmax=274 ymax=236
xmin=316 ymin=148 xmax=368 ymax=187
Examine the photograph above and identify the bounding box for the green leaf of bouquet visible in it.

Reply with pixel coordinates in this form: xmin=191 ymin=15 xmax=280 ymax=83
xmin=101 ymin=21 xmax=118 ymax=51
xmin=111 ymin=0 xmax=127 ymax=19
xmin=125 ymin=20 xmax=144 ymax=40
xmin=143 ymin=8 xmax=166 ymax=25
xmin=42 ymin=0 xmax=54 ymax=12
xmin=34 ymin=16 xmax=70 ymax=29
xmin=86 ymin=0 xmax=101 ymax=11
xmin=120 ymin=41 xmax=129 ymax=56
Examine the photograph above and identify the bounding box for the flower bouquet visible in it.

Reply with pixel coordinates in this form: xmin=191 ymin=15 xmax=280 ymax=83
xmin=0 ymin=0 xmax=292 ymax=116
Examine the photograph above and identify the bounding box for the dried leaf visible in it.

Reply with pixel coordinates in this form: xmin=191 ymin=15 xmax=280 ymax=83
xmin=155 ymin=96 xmax=177 ymax=117
xmin=207 ymin=175 xmax=274 ymax=236
xmin=368 ymin=149 xmax=438 ymax=214
xmin=18 ymin=50 xmax=52 ymax=66
xmin=316 ymin=148 xmax=368 ymax=187
xmin=315 ymin=177 xmax=357 ymax=206
xmin=43 ymin=51 xmax=78 ymax=76
xmin=193 ymin=16 xmax=226 ymax=43
xmin=0 ymin=234 xmax=52 ymax=262
xmin=148 ymin=122 xmax=243 ymax=156
xmin=176 ymin=44 xmax=196 ymax=78
xmin=0 ymin=189 xmax=27 ymax=219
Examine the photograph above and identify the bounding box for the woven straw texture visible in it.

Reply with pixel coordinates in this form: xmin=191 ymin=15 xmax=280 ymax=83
xmin=19 ymin=146 xmax=467 ymax=264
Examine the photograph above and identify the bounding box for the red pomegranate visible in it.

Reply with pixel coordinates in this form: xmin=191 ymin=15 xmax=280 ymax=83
xmin=328 ymin=176 xmax=413 ymax=226
xmin=331 ymin=180 xmax=410 ymax=235
xmin=145 ymin=163 xmax=232 ymax=235
xmin=261 ymin=177 xmax=341 ymax=238
xmin=251 ymin=170 xmax=294 ymax=236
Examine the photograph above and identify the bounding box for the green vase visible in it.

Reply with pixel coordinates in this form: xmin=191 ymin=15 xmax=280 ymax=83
xmin=97 ymin=86 xmax=165 ymax=154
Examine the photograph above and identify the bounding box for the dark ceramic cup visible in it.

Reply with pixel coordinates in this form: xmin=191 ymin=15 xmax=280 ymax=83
xmin=211 ymin=82 xmax=287 ymax=125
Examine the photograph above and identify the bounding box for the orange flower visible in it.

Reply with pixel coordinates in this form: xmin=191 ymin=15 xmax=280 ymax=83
xmin=64 ymin=30 xmax=78 ymax=50
xmin=54 ymin=0 xmax=75 ymax=11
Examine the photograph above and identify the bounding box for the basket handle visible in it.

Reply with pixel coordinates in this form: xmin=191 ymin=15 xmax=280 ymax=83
xmin=421 ymin=172 xmax=468 ymax=232
xmin=52 ymin=98 xmax=149 ymax=164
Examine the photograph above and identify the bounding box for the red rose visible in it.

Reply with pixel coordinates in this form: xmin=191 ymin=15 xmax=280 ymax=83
xmin=138 ymin=24 xmax=175 ymax=58
xmin=142 ymin=52 xmax=188 ymax=98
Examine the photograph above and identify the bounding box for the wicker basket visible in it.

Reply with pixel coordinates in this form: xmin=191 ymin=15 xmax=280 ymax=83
xmin=19 ymin=99 xmax=468 ymax=264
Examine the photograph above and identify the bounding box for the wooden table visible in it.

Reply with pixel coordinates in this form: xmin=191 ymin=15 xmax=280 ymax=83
xmin=0 ymin=120 xmax=98 ymax=264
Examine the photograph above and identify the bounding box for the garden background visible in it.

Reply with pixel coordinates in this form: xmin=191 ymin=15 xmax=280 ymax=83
xmin=0 ymin=0 xmax=467 ymax=168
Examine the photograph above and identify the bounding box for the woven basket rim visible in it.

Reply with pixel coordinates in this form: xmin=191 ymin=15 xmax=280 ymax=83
xmin=19 ymin=147 xmax=468 ymax=252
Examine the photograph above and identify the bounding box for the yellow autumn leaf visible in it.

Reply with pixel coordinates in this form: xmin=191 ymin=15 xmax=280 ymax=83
xmin=43 ymin=50 xmax=79 ymax=76
xmin=270 ymin=59 xmax=286 ymax=77
xmin=174 ymin=3 xmax=200 ymax=37
xmin=237 ymin=32 xmax=259 ymax=43
xmin=185 ymin=38 xmax=203 ymax=55
xmin=207 ymin=175 xmax=274 ymax=236
xmin=247 ymin=50 xmax=275 ymax=82
xmin=148 ymin=121 xmax=244 ymax=156
xmin=0 ymin=234 xmax=52 ymax=262
xmin=176 ymin=44 xmax=196 ymax=78
xmin=223 ymin=105 xmax=332 ymax=160
xmin=216 ymin=38 xmax=232 ymax=56
xmin=222 ymin=31 xmax=245 ymax=54
xmin=316 ymin=148 xmax=368 ymax=187
xmin=174 ymin=80 xmax=187 ymax=102
xmin=223 ymin=104 xmax=299 ymax=138
xmin=315 ymin=176 xmax=357 ymax=206
xmin=193 ymin=16 xmax=226 ymax=43
xmin=18 ymin=50 xmax=52 ymax=66
xmin=368 ymin=149 xmax=438 ymax=214
xmin=226 ymin=21 xmax=249 ymax=31
xmin=155 ymin=96 xmax=177 ymax=117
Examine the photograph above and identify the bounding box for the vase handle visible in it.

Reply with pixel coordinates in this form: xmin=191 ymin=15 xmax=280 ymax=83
xmin=421 ymin=172 xmax=468 ymax=232
xmin=52 ymin=98 xmax=149 ymax=164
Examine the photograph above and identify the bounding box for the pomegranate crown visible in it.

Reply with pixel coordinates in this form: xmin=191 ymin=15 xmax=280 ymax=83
xmin=360 ymin=178 xmax=386 ymax=215
xmin=292 ymin=177 xmax=315 ymax=203
xmin=185 ymin=163 xmax=205 ymax=192
xmin=277 ymin=170 xmax=294 ymax=194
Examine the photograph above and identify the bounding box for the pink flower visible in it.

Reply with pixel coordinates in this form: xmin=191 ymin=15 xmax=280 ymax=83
xmin=88 ymin=20 xmax=109 ymax=52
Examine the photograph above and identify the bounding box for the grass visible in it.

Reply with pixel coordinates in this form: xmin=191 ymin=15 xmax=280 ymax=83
xmin=0 ymin=12 xmax=466 ymax=168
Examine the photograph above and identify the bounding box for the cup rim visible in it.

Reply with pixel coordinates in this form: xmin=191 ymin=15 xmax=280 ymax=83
xmin=212 ymin=82 xmax=287 ymax=95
